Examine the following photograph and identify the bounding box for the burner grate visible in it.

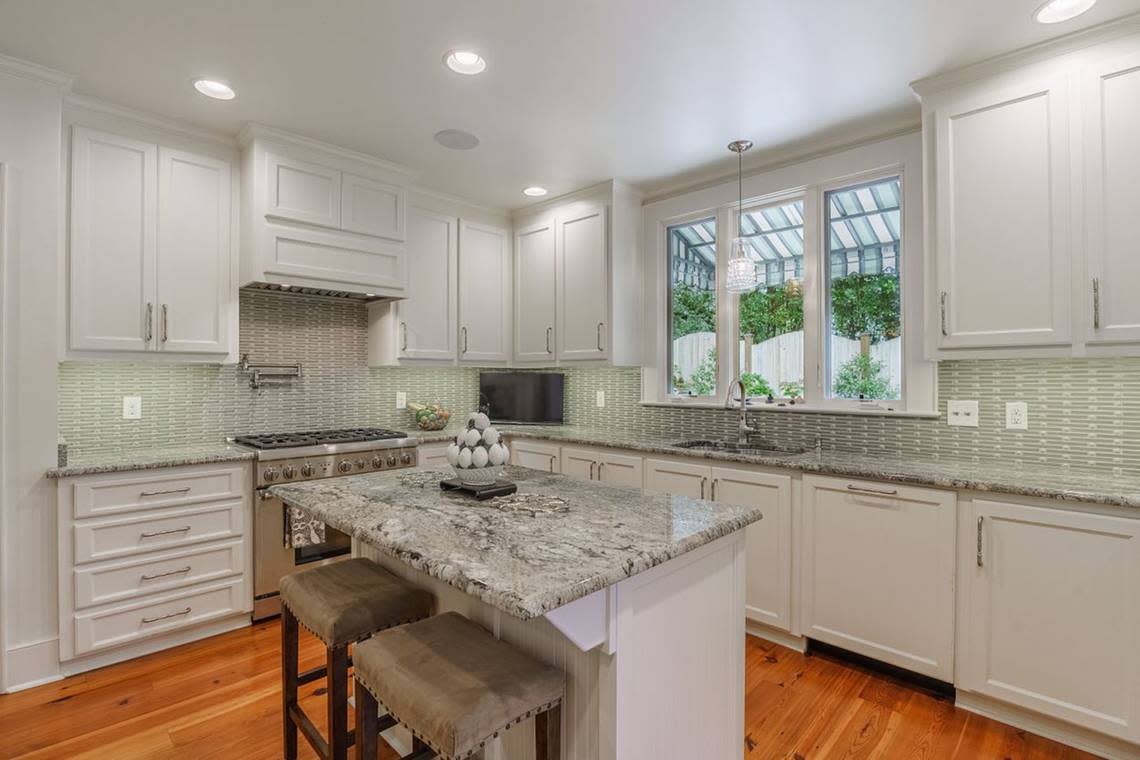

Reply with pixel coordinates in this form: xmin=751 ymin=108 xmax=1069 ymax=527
xmin=234 ymin=428 xmax=408 ymax=450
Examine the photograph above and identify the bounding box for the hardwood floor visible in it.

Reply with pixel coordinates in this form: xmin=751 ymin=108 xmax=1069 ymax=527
xmin=0 ymin=621 xmax=1101 ymax=759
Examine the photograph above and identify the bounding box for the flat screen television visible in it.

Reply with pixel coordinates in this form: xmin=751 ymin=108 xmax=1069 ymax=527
xmin=480 ymin=372 xmax=564 ymax=425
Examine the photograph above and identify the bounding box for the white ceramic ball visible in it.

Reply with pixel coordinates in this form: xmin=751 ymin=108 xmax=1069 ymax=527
xmin=488 ymin=443 xmax=507 ymax=465
xmin=464 ymin=428 xmax=483 ymax=447
xmin=457 ymin=448 xmax=473 ymax=469
xmin=456 ymin=432 xmax=466 ymax=446
xmin=473 ymin=412 xmax=490 ymax=431
xmin=501 ymin=444 xmax=509 ymax=462
xmin=467 ymin=412 xmax=480 ymax=426
xmin=482 ymin=427 xmax=500 ymax=446
xmin=446 ymin=443 xmax=460 ymax=466
xmin=471 ymin=446 xmax=489 ymax=468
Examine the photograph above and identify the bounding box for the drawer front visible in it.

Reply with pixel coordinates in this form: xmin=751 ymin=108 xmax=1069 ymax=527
xmin=73 ymin=578 xmax=246 ymax=657
xmin=74 ymin=539 xmax=244 ymax=609
xmin=72 ymin=465 xmax=246 ymax=519
xmin=74 ymin=500 xmax=244 ymax=564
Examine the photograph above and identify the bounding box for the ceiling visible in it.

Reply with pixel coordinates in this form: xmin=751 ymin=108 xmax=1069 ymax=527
xmin=1 ymin=0 xmax=1138 ymax=210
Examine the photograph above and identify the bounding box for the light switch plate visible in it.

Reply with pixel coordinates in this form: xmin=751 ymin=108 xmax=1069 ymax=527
xmin=1005 ymin=401 xmax=1028 ymax=430
xmin=122 ymin=396 xmax=142 ymax=420
xmin=596 ymin=390 xmax=606 ymax=408
xmin=395 ymin=391 xmax=407 ymax=410
xmin=947 ymin=400 xmax=979 ymax=427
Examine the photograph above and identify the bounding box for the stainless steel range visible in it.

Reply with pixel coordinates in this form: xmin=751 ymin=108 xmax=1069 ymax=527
xmin=233 ymin=427 xmax=418 ymax=620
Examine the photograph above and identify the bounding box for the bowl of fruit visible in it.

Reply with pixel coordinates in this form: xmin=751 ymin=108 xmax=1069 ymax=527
xmin=407 ymin=401 xmax=451 ymax=431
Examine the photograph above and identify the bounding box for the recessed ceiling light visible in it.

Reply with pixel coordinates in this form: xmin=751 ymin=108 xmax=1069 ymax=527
xmin=193 ymin=79 xmax=236 ymax=100
xmin=523 ymin=186 xmax=548 ymax=197
xmin=1033 ymin=0 xmax=1096 ymax=23
xmin=434 ymin=129 xmax=480 ymax=150
xmin=444 ymin=50 xmax=486 ymax=75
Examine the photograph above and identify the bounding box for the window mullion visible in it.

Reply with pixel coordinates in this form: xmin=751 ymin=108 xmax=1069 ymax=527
xmin=801 ymin=188 xmax=824 ymax=405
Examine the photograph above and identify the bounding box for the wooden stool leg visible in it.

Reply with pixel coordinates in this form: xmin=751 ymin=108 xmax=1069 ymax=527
xmin=354 ymin=678 xmax=378 ymax=760
xmin=535 ymin=704 xmax=561 ymax=760
xmin=282 ymin=607 xmax=300 ymax=760
xmin=328 ymin=644 xmax=350 ymax=760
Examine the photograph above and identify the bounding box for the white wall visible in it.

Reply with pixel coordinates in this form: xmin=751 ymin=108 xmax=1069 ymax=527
xmin=0 ymin=61 xmax=69 ymax=691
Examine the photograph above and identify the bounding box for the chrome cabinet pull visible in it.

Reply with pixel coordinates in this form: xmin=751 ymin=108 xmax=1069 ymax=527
xmin=976 ymin=516 xmax=984 ymax=567
xmin=145 ymin=302 xmax=154 ymax=343
xmin=1092 ymin=278 xmax=1101 ymax=330
xmin=142 ymin=607 xmax=191 ymax=624
xmin=846 ymin=484 xmax=899 ymax=496
xmin=939 ymin=292 xmax=948 ymax=337
xmin=700 ymin=476 xmax=707 ymax=499
xmin=589 ymin=461 xmax=595 ymax=480
xmin=161 ymin=304 xmax=169 ymax=343
xmin=598 ymin=462 xmax=605 ymax=480
xmin=140 ymin=486 xmax=191 ymax=497
xmin=546 ymin=326 xmax=553 ymax=354
xmin=400 ymin=321 xmax=408 ymax=351
xmin=548 ymin=455 xmax=556 ymax=472
xmin=597 ymin=322 xmax=605 ymax=351
xmin=140 ymin=525 xmax=192 ymax=538
xmin=710 ymin=479 xmax=718 ymax=500
xmin=141 ymin=566 xmax=191 ymax=581
xmin=461 ymin=326 xmax=468 ymax=354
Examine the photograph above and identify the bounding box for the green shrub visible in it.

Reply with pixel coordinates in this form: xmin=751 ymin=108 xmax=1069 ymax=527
xmin=741 ymin=373 xmax=773 ymax=398
xmin=671 ymin=282 xmax=716 ymax=339
xmin=830 ymin=273 xmax=900 ymax=344
xmin=739 ymin=284 xmax=804 ymax=343
xmin=834 ymin=354 xmax=895 ymax=399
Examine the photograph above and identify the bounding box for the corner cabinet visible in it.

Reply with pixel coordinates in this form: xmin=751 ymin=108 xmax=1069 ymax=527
xmin=68 ymin=127 xmax=234 ymax=357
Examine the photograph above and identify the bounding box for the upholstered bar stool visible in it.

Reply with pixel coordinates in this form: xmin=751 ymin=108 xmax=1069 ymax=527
xmin=353 ymin=611 xmax=565 ymax=760
xmin=280 ymin=557 xmax=433 ymax=760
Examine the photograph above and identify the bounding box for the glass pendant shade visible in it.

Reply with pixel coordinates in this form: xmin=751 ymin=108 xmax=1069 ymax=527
xmin=725 ymin=238 xmax=759 ymax=293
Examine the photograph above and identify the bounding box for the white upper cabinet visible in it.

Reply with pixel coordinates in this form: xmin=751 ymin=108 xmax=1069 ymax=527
xmin=340 ymin=172 xmax=405 ymax=241
xmin=514 ymin=220 xmax=557 ymax=361
xmin=1084 ymin=51 xmax=1140 ymax=346
xmin=264 ymin=152 xmax=341 ymax=228
xmin=68 ymin=126 xmax=233 ymax=358
xmin=394 ymin=208 xmax=457 ymax=360
xmin=458 ymin=220 xmax=511 ymax=363
xmin=932 ymin=74 xmax=1072 ymax=350
xmin=558 ymin=205 xmax=610 ymax=361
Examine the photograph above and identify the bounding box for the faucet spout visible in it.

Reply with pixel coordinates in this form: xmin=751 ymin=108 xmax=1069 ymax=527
xmin=725 ymin=377 xmax=756 ymax=445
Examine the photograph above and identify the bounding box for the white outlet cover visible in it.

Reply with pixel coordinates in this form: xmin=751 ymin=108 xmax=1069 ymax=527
xmin=947 ymin=399 xmax=979 ymax=427
xmin=596 ymin=390 xmax=606 ymax=408
xmin=1005 ymin=401 xmax=1029 ymax=430
xmin=122 ymin=396 xmax=142 ymax=420
xmin=395 ymin=391 xmax=407 ymax=410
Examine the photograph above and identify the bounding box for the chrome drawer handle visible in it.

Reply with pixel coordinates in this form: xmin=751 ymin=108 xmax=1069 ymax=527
xmin=141 ymin=607 xmax=191 ymax=624
xmin=546 ymin=326 xmax=553 ymax=354
xmin=401 ymin=321 xmax=408 ymax=351
xmin=939 ymin=292 xmax=948 ymax=337
xmin=141 ymin=566 xmax=192 ymax=581
xmin=145 ymin=302 xmax=154 ymax=343
xmin=161 ymin=303 xmax=169 ymax=343
xmin=140 ymin=525 xmax=192 ymax=538
xmin=597 ymin=322 xmax=605 ymax=351
xmin=846 ymin=484 xmax=899 ymax=496
xmin=461 ymin=326 xmax=468 ymax=354
xmin=140 ymin=487 xmax=191 ymax=497
xmin=1092 ymin=278 xmax=1101 ymax=330
xmin=976 ymin=516 xmax=984 ymax=567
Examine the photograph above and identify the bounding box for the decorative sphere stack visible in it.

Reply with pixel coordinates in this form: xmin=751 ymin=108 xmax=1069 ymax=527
xmin=446 ymin=412 xmax=509 ymax=470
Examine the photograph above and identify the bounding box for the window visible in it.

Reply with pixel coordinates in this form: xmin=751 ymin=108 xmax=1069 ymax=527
xmin=736 ymin=199 xmax=805 ymax=400
xmin=667 ymin=217 xmax=717 ymax=396
xmin=824 ymin=177 xmax=902 ymax=401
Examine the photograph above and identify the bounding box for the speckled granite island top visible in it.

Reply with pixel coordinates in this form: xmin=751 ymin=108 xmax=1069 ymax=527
xmin=269 ymin=464 xmax=763 ymax=620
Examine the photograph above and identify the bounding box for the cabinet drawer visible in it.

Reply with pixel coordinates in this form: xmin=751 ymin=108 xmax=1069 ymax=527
xmin=71 ymin=465 xmax=246 ymax=519
xmin=74 ymin=539 xmax=244 ymax=609
xmin=74 ymin=500 xmax=244 ymax=564
xmin=73 ymin=578 xmax=246 ymax=657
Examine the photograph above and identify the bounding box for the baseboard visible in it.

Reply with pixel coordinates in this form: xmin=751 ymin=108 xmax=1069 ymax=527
xmin=956 ymin=690 xmax=1140 ymax=760
xmin=745 ymin=619 xmax=806 ymax=652
xmin=3 ymin=637 xmax=62 ymax=693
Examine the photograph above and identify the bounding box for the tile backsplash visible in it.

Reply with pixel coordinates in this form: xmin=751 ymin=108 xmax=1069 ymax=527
xmin=59 ymin=290 xmax=1139 ymax=474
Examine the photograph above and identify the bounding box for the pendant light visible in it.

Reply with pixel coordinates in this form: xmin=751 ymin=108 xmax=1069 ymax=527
xmin=725 ymin=140 xmax=759 ymax=293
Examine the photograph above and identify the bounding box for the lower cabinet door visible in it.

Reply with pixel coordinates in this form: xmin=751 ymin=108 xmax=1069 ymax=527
xmin=644 ymin=459 xmax=710 ymax=499
xmin=598 ymin=451 xmax=643 ymax=488
xmin=561 ymin=447 xmax=598 ymax=481
xmin=711 ymin=467 xmax=792 ymax=632
xmin=509 ymin=441 xmax=560 ymax=473
xmin=962 ymin=499 xmax=1140 ymax=742
xmin=801 ymin=475 xmax=956 ymax=681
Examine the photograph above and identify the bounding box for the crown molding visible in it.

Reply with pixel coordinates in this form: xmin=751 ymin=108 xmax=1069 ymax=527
xmin=239 ymin=122 xmax=418 ymax=179
xmin=510 ymin=179 xmax=616 ymax=219
xmin=911 ymin=11 xmax=1140 ymax=97
xmin=407 ymin=184 xmax=509 ymax=219
xmin=0 ymin=52 xmax=73 ymax=90
xmin=64 ymin=94 xmax=237 ymax=149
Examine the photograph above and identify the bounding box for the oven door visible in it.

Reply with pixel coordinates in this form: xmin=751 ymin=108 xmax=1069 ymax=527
xmin=253 ymin=490 xmax=352 ymax=620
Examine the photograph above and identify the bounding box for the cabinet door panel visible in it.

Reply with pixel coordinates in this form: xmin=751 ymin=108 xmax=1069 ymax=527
xmin=515 ymin=221 xmax=557 ymax=361
xmin=156 ymin=148 xmax=231 ymax=354
xmin=458 ymin=221 xmax=510 ymax=362
xmin=69 ymin=127 xmax=156 ymax=351
xmin=397 ymin=209 xmax=457 ymax=360
xmin=509 ymin=441 xmax=560 ymax=473
xmin=935 ymin=76 xmax=1071 ymax=348
xmin=416 ymin=444 xmax=451 ymax=468
xmin=643 ymin=459 xmax=709 ymax=499
xmin=963 ymin=500 xmax=1140 ymax=742
xmin=341 ymin=172 xmax=405 ymax=241
xmin=265 ymin=222 xmax=407 ymax=292
xmin=560 ymin=447 xmax=598 ymax=481
xmin=1085 ymin=53 xmax=1140 ymax=344
xmin=558 ymin=206 xmax=609 ymax=360
xmin=265 ymin=153 xmax=340 ymax=228
xmin=712 ymin=467 xmax=792 ymax=632
xmin=598 ymin=451 xmax=643 ymax=489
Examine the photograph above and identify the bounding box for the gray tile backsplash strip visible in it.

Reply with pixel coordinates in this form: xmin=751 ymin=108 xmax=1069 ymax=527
xmin=58 ymin=291 xmax=1139 ymax=475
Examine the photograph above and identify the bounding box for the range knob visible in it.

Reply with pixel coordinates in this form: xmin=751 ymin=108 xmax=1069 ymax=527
xmin=300 ymin=463 xmax=315 ymax=478
xmin=281 ymin=465 xmax=296 ymax=480
xmin=401 ymin=453 xmax=413 ymax=466
xmin=355 ymin=458 xmax=367 ymax=470
xmin=371 ymin=455 xmax=384 ymax=469
xmin=262 ymin=467 xmax=280 ymax=482
xmin=337 ymin=460 xmax=352 ymax=474
xmin=387 ymin=455 xmax=397 ymax=467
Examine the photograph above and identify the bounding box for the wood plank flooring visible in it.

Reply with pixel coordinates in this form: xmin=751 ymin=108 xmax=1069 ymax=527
xmin=0 ymin=621 xmax=1102 ymax=759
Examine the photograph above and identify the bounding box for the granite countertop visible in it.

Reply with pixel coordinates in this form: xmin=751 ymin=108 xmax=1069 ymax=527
xmin=269 ymin=464 xmax=763 ymax=620
xmin=47 ymin=443 xmax=255 ymax=478
xmin=417 ymin=425 xmax=1140 ymax=510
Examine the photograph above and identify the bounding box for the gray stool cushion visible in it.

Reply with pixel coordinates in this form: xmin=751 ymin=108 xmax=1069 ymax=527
xmin=354 ymin=612 xmax=564 ymax=760
xmin=279 ymin=558 xmax=432 ymax=647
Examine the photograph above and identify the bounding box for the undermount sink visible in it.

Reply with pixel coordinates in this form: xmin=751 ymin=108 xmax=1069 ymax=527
xmin=671 ymin=439 xmax=813 ymax=457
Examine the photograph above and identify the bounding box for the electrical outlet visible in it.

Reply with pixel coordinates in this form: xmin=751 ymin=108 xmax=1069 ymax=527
xmin=596 ymin=390 xmax=606 ymax=408
xmin=395 ymin=391 xmax=407 ymax=410
xmin=122 ymin=396 xmax=142 ymax=420
xmin=1005 ymin=401 xmax=1028 ymax=430
xmin=946 ymin=400 xmax=979 ymax=427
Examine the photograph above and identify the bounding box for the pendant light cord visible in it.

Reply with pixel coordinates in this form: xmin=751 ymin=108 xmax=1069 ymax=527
xmin=738 ymin=150 xmax=743 ymax=237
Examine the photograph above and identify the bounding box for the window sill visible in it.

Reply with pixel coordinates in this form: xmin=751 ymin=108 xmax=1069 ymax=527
xmin=640 ymin=399 xmax=940 ymax=419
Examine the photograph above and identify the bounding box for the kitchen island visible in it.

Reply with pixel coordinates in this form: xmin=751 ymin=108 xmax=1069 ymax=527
xmin=270 ymin=464 xmax=764 ymax=760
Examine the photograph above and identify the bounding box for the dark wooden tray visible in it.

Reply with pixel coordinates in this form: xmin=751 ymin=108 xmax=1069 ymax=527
xmin=439 ymin=478 xmax=518 ymax=500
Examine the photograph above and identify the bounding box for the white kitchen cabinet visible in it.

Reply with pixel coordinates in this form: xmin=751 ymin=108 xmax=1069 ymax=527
xmin=508 ymin=440 xmax=561 ymax=473
xmin=514 ymin=220 xmax=557 ymax=362
xmin=561 ymin=446 xmax=644 ymax=487
xmin=561 ymin=446 xmax=598 ymax=481
xmin=340 ymin=172 xmax=405 ymax=241
xmin=264 ymin=152 xmax=341 ymax=228
xmin=644 ymin=458 xmax=710 ymax=499
xmin=459 ymin=220 xmax=511 ymax=363
xmin=69 ymin=127 xmax=233 ymax=357
xmin=557 ymin=205 xmax=609 ymax=361
xmin=960 ymin=499 xmax=1140 ymax=743
xmin=417 ymin=443 xmax=452 ymax=468
xmin=1084 ymin=51 xmax=1140 ymax=346
xmin=801 ymin=475 xmax=956 ymax=681
xmin=389 ymin=208 xmax=458 ymax=361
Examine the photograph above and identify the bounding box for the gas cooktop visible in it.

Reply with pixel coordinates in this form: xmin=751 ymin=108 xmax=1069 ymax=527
xmin=233 ymin=427 xmax=410 ymax=450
